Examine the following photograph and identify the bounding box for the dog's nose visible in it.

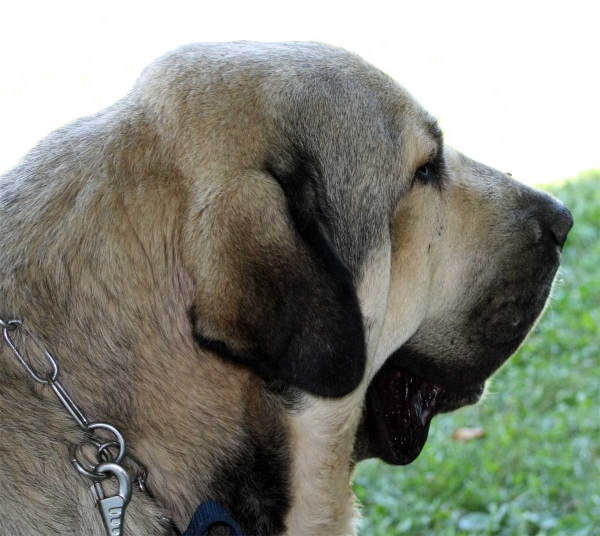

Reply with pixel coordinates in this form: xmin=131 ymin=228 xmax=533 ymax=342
xmin=546 ymin=200 xmax=573 ymax=248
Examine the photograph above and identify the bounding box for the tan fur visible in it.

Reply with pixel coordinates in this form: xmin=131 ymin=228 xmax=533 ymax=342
xmin=0 ymin=42 xmax=569 ymax=535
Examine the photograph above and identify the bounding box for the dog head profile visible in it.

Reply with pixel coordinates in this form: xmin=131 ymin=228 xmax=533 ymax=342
xmin=143 ymin=43 xmax=570 ymax=460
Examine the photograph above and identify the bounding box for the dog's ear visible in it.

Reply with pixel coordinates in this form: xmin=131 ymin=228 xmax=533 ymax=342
xmin=187 ymin=149 xmax=365 ymax=398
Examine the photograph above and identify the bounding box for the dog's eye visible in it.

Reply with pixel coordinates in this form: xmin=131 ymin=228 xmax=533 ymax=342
xmin=414 ymin=163 xmax=434 ymax=184
xmin=417 ymin=164 xmax=430 ymax=178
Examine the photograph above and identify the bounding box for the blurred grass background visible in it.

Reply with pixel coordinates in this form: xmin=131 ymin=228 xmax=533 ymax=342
xmin=354 ymin=171 xmax=600 ymax=534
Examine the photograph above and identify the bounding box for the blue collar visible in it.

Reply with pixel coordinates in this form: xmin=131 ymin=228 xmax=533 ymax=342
xmin=182 ymin=501 xmax=243 ymax=536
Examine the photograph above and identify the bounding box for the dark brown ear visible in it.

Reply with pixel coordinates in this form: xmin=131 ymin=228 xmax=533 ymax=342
xmin=188 ymin=149 xmax=365 ymax=398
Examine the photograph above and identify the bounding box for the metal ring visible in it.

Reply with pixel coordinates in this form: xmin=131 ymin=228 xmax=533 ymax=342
xmin=69 ymin=443 xmax=109 ymax=481
xmin=78 ymin=439 xmax=115 ymax=466
xmin=87 ymin=422 xmax=126 ymax=464
xmin=0 ymin=318 xmax=17 ymax=331
xmin=74 ymin=442 xmax=104 ymax=472
xmin=96 ymin=441 xmax=120 ymax=463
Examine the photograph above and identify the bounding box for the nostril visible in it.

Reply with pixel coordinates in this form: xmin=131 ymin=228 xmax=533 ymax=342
xmin=550 ymin=204 xmax=574 ymax=247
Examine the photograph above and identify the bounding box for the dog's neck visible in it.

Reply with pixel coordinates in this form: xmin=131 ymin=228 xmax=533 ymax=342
xmin=0 ymin=179 xmax=363 ymax=535
xmin=286 ymin=395 xmax=364 ymax=535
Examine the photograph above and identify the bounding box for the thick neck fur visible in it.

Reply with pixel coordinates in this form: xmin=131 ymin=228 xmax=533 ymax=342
xmin=0 ymin=118 xmax=361 ymax=535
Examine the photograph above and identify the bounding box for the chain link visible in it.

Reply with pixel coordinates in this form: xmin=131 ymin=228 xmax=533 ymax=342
xmin=2 ymin=320 xmax=58 ymax=383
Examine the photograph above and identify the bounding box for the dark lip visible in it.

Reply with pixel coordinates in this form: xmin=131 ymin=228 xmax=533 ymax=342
xmin=385 ymin=343 xmax=503 ymax=393
xmin=375 ymin=361 xmax=486 ymax=414
xmin=356 ymin=364 xmax=485 ymax=465
xmin=435 ymin=383 xmax=485 ymax=413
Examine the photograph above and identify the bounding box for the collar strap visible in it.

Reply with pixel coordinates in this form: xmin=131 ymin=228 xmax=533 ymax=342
xmin=182 ymin=501 xmax=243 ymax=536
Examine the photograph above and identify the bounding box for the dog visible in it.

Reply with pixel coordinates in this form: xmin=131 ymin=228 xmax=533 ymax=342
xmin=0 ymin=42 xmax=572 ymax=535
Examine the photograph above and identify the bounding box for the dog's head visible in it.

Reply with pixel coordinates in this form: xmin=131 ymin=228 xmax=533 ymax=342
xmin=149 ymin=43 xmax=571 ymax=463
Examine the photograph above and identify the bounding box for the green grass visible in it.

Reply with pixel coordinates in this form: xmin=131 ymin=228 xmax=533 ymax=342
xmin=354 ymin=171 xmax=600 ymax=535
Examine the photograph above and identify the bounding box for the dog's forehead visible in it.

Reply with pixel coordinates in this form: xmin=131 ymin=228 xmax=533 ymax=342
xmin=142 ymin=42 xmax=437 ymax=158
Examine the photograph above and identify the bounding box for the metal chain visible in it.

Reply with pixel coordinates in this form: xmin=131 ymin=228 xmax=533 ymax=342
xmin=1 ymin=317 xmax=152 ymax=534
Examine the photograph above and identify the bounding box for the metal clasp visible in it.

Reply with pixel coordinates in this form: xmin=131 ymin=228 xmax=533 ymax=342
xmin=91 ymin=463 xmax=132 ymax=536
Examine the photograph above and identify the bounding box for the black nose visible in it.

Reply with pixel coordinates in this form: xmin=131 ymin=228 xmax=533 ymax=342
xmin=548 ymin=201 xmax=574 ymax=248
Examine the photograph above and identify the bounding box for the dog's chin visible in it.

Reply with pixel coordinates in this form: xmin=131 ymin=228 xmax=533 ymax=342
xmin=355 ymin=364 xmax=484 ymax=465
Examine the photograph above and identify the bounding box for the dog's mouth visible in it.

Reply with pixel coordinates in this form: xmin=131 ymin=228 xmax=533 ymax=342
xmin=357 ymin=364 xmax=484 ymax=465
xmin=357 ymin=273 xmax=556 ymax=466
